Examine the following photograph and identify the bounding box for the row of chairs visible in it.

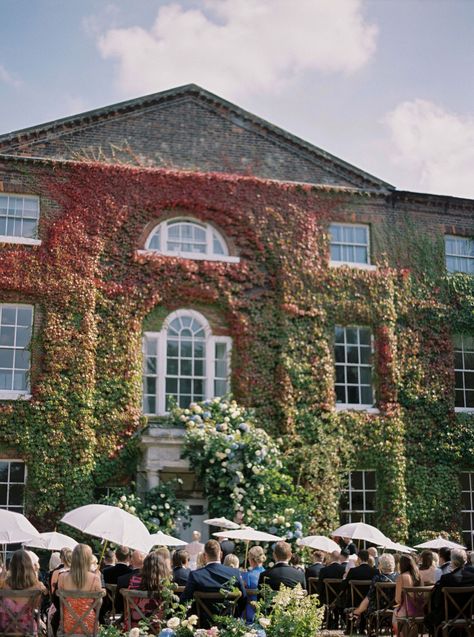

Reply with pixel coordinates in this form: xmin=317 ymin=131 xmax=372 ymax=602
xmin=308 ymin=578 xmax=474 ymax=637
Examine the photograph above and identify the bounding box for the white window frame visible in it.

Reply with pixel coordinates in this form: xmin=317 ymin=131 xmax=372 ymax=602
xmin=461 ymin=471 xmax=474 ymax=550
xmin=454 ymin=335 xmax=474 ymax=413
xmin=0 ymin=194 xmax=41 ymax=246
xmin=138 ymin=218 xmax=240 ymax=263
xmin=340 ymin=470 xmax=377 ymax=525
xmin=445 ymin=235 xmax=474 ymax=275
xmin=143 ymin=309 xmax=232 ymax=415
xmin=0 ymin=459 xmax=27 ymax=513
xmin=329 ymin=222 xmax=376 ymax=271
xmin=0 ymin=304 xmax=33 ymax=401
xmin=334 ymin=325 xmax=377 ymax=412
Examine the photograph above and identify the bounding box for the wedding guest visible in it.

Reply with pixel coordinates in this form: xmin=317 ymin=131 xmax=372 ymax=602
xmin=155 ymin=547 xmax=171 ymax=572
xmin=218 ymin=535 xmax=236 ymax=560
xmin=393 ymin=555 xmax=422 ymax=633
xmin=305 ymin=550 xmax=325 ymax=589
xmin=352 ymin=553 xmax=397 ymax=620
xmin=196 ymin=552 xmax=206 ymax=569
xmin=428 ymin=549 xmax=474 ymax=629
xmin=318 ymin=549 xmax=345 ymax=594
xmin=103 ymin=546 xmax=131 ymax=585
xmin=242 ymin=546 xmax=266 ymax=624
xmin=341 ymin=537 xmax=357 ymax=555
xmin=57 ymin=544 xmax=103 ymax=635
xmin=100 ymin=549 xmax=116 ymax=571
xmin=368 ymin=546 xmax=379 ymax=568
xmin=419 ymin=550 xmax=437 ymax=585
xmin=343 ymin=550 xmax=375 ymax=585
xmin=289 ymin=554 xmax=304 ymax=570
xmin=223 ymin=554 xmax=239 ymax=569
xmin=258 ymin=541 xmax=306 ymax=591
xmin=435 ymin=547 xmax=451 ymax=582
xmin=172 ymin=550 xmax=191 ymax=586
xmin=186 ymin=531 xmax=205 ymax=570
xmin=115 ymin=550 xmax=146 ymax=616
xmin=127 ymin=553 xmax=169 ymax=628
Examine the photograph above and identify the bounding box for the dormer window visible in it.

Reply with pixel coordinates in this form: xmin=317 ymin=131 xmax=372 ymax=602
xmin=142 ymin=219 xmax=239 ymax=263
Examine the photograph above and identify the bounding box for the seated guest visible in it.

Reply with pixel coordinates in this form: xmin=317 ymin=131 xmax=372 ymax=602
xmin=100 ymin=549 xmax=116 ymax=571
xmin=186 ymin=531 xmax=204 ymax=571
xmin=172 ymin=550 xmax=191 ymax=586
xmin=367 ymin=547 xmax=379 ymax=568
xmin=305 ymin=550 xmax=325 ymax=589
xmin=258 ymin=541 xmax=306 ymax=591
xmin=57 ymin=544 xmax=103 ymax=635
xmin=242 ymin=546 xmax=266 ymax=624
xmin=428 ymin=549 xmax=474 ymax=630
xmin=418 ymin=550 xmax=437 ymax=585
xmin=341 ymin=537 xmax=357 ymax=555
xmin=343 ymin=549 xmax=376 ymax=586
xmin=435 ymin=547 xmax=451 ymax=582
xmin=180 ymin=540 xmax=246 ymax=627
xmin=196 ymin=551 xmax=206 ymax=569
xmin=289 ymin=554 xmax=304 ymax=570
xmin=393 ymin=555 xmax=422 ymax=628
xmin=465 ymin=551 xmax=474 ymax=574
xmin=126 ymin=553 xmax=169 ymax=629
xmin=115 ymin=550 xmax=146 ymax=616
xmin=339 ymin=548 xmax=350 ymax=572
xmin=223 ymin=554 xmax=239 ymax=569
xmin=155 ymin=546 xmax=171 ymax=571
xmin=0 ymin=550 xmax=46 ymax=635
xmin=103 ymin=546 xmax=131 ymax=584
xmin=352 ymin=553 xmax=397 ymax=620
xmin=218 ymin=535 xmax=236 ymax=561
xmin=318 ymin=549 xmax=345 ymax=594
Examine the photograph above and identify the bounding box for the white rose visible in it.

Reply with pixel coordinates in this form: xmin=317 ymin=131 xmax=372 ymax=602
xmin=120 ymin=495 xmax=127 ymax=502
xmin=165 ymin=503 xmax=170 ymax=509
xmin=128 ymin=506 xmax=136 ymax=513
xmin=188 ymin=615 xmax=198 ymax=626
xmin=167 ymin=617 xmax=181 ymax=629
xmin=259 ymin=618 xmax=271 ymax=628
xmin=129 ymin=628 xmax=140 ymax=637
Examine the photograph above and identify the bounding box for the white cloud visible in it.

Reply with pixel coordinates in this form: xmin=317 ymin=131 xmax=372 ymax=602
xmin=0 ymin=64 xmax=22 ymax=88
xmin=385 ymin=99 xmax=474 ymax=199
xmin=97 ymin=0 xmax=377 ymax=99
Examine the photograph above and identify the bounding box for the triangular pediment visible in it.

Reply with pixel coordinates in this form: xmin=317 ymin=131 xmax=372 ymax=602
xmin=0 ymin=84 xmax=392 ymax=190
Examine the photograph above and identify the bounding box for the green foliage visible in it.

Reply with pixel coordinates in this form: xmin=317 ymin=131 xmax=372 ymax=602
xmin=100 ymin=479 xmax=190 ymax=532
xmin=176 ymin=397 xmax=313 ymax=538
xmin=254 ymin=584 xmax=324 ymax=637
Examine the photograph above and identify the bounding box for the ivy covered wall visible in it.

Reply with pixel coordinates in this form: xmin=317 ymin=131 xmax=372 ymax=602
xmin=0 ymin=158 xmax=472 ymax=543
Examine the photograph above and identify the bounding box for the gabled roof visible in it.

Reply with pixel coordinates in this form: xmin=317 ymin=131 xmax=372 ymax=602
xmin=0 ymin=84 xmax=393 ymax=190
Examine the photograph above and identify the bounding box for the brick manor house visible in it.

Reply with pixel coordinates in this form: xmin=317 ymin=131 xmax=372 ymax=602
xmin=0 ymin=85 xmax=472 ymax=544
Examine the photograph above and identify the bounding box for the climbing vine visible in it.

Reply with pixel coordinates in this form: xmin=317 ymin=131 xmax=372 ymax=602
xmin=0 ymin=157 xmax=470 ymax=544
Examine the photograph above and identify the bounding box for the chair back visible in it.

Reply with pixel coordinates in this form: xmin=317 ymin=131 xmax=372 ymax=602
xmin=174 ymin=586 xmax=185 ymax=594
xmin=323 ymin=578 xmax=345 ymax=608
xmin=441 ymin=586 xmax=474 ymax=626
xmin=375 ymin=581 xmax=396 ymax=611
xmin=57 ymin=589 xmax=105 ymax=637
xmin=103 ymin=584 xmax=117 ymax=623
xmin=401 ymin=585 xmax=433 ymax=617
xmin=0 ymin=589 xmax=42 ymax=637
xmin=349 ymin=580 xmax=372 ymax=608
xmin=307 ymin=578 xmax=319 ymax=595
xmin=120 ymin=589 xmax=163 ymax=634
xmin=193 ymin=591 xmax=242 ymax=628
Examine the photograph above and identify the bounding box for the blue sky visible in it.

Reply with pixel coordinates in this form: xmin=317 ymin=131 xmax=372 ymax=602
xmin=1 ymin=0 xmax=474 ymax=197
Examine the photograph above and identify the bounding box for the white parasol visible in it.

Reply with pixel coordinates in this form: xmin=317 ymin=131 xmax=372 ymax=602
xmin=331 ymin=522 xmax=389 ymax=546
xmin=26 ymin=531 xmax=78 ymax=551
xmin=147 ymin=531 xmax=187 ymax=548
xmin=204 ymin=517 xmax=240 ymax=530
xmin=377 ymin=539 xmax=416 ymax=553
xmin=414 ymin=536 xmax=466 ymax=550
xmin=213 ymin=527 xmax=283 ymax=542
xmin=0 ymin=510 xmax=41 ymax=544
xmin=61 ymin=504 xmax=151 ymax=552
xmin=299 ymin=535 xmax=340 ymax=552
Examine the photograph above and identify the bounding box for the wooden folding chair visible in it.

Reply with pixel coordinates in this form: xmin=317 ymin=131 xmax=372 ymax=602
xmin=438 ymin=586 xmax=474 ymax=637
xmin=345 ymin=579 xmax=372 ymax=635
xmin=57 ymin=590 xmax=105 ymax=637
xmin=396 ymin=586 xmax=433 ymax=637
xmin=307 ymin=578 xmax=319 ymax=596
xmin=323 ymin=578 xmax=346 ymax=629
xmin=0 ymin=589 xmax=42 ymax=637
xmin=120 ymin=589 xmax=163 ymax=634
xmin=102 ymin=584 xmax=118 ymax=625
xmin=193 ymin=591 xmax=242 ymax=629
xmin=367 ymin=582 xmax=396 ymax=637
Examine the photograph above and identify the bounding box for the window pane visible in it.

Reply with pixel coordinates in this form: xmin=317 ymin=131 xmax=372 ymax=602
xmin=0 ymin=350 xmax=14 ymax=369
xmin=0 ymin=463 xmax=9 ymax=482
xmin=347 ymin=386 xmax=359 ymax=404
xmin=166 ymin=359 xmax=178 ymax=375
xmin=144 ymin=396 xmax=155 ymax=414
xmin=335 ymin=366 xmax=345 ymax=383
xmin=0 ymin=327 xmax=15 ymax=346
xmin=347 ymin=346 xmax=359 ymax=363
xmin=361 ymin=385 xmax=373 ymax=404
xmin=347 ymin=366 xmax=359 ymax=384
xmin=346 ymin=328 xmax=358 ymax=344
xmin=15 ymin=327 xmax=32 ymax=348
xmin=0 ymin=372 xmax=12 ymax=390
xmin=8 ymin=484 xmax=24 ymax=506
xmin=335 ymin=385 xmax=345 ymax=403
xmin=335 ymin=327 xmax=345 ymax=343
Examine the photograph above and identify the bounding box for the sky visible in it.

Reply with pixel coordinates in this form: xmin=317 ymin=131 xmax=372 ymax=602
xmin=1 ymin=0 xmax=474 ymax=198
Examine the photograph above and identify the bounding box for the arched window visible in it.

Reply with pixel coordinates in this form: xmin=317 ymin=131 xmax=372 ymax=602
xmin=142 ymin=219 xmax=239 ymax=263
xmin=143 ymin=310 xmax=232 ymax=415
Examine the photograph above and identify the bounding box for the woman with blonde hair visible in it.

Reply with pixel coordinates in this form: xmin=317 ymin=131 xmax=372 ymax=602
xmin=241 ymin=545 xmax=266 ymax=623
xmin=57 ymin=544 xmax=103 ymax=634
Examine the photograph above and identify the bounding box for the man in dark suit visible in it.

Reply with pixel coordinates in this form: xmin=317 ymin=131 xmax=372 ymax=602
xmin=318 ymin=549 xmax=345 ymax=620
xmin=343 ymin=549 xmax=376 ymax=586
xmin=428 ymin=549 xmax=474 ymax=630
xmin=181 ymin=540 xmax=246 ymax=627
xmin=305 ymin=550 xmax=324 ymax=591
xmin=340 ymin=537 xmax=357 ymax=555
xmin=103 ymin=546 xmax=131 ymax=584
xmin=258 ymin=541 xmax=306 ymax=591
xmin=173 ymin=549 xmax=191 ymax=586
xmin=115 ymin=549 xmax=146 ymax=616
